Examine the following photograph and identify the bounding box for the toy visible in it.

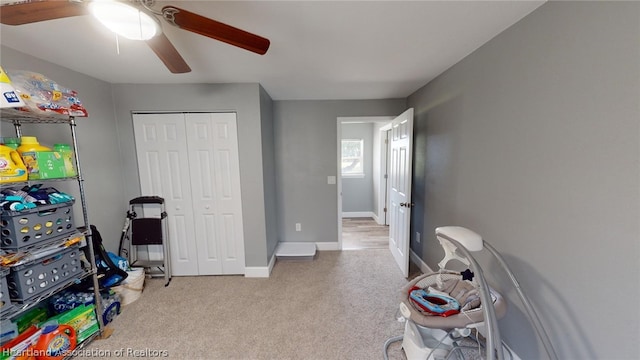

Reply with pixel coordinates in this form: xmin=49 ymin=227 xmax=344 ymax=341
xmin=409 ymin=288 xmax=461 ymax=317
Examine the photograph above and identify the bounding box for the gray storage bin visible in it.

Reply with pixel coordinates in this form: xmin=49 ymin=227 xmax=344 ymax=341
xmin=7 ymin=245 xmax=85 ymax=303
xmin=0 ymin=266 xmax=14 ymax=315
xmin=1 ymin=201 xmax=76 ymax=251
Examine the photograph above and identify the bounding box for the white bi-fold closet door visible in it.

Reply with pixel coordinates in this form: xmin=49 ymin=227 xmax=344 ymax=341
xmin=132 ymin=112 xmax=245 ymax=276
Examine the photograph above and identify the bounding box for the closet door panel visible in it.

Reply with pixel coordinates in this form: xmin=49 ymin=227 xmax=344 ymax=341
xmin=211 ymin=114 xmax=245 ymax=274
xmin=221 ymin=214 xmax=237 ymax=260
xmin=171 ymin=215 xmax=191 ymax=262
xmin=194 ymin=147 xmax=220 ymax=271
xmin=133 ymin=113 xmax=199 ymax=276
xmin=191 ymin=146 xmax=223 ymax=275
xmin=185 ymin=113 xmax=225 ymax=275
xmin=186 ymin=113 xmax=245 ymax=274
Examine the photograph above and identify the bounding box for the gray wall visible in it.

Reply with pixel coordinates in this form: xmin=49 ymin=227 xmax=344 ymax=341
xmin=259 ymin=85 xmax=279 ymax=260
xmin=0 ymin=46 xmax=124 ymax=251
xmin=111 ymin=83 xmax=271 ymax=267
xmin=371 ymin=122 xmax=385 ymax=222
xmin=408 ymin=2 xmax=639 ymax=359
xmin=273 ymin=100 xmax=406 ymax=243
xmin=341 ymin=122 xmax=374 ymax=213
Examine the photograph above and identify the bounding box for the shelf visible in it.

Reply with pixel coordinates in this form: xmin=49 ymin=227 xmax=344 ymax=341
xmin=0 ymin=108 xmax=76 ymax=124
xmin=0 ymin=177 xmax=81 ymax=188
xmin=65 ymin=330 xmax=103 ymax=359
xmin=1 ymin=269 xmax=94 ymax=320
xmin=1 ymin=232 xmax=87 ymax=265
xmin=1 ymin=239 xmax=83 ymax=265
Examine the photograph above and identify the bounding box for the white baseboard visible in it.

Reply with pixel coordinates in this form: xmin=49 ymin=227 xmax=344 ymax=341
xmin=244 ymin=253 xmax=276 ymax=278
xmin=268 ymin=252 xmax=276 ymax=273
xmin=342 ymin=211 xmax=375 ymax=218
xmin=409 ymin=249 xmax=433 ymax=274
xmin=372 ymin=213 xmax=380 ymax=224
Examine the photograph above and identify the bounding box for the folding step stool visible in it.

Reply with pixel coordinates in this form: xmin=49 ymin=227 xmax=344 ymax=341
xmin=126 ymin=196 xmax=171 ymax=286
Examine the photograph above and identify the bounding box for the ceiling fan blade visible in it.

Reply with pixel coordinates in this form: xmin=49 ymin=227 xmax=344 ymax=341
xmin=146 ymin=32 xmax=192 ymax=74
xmin=0 ymin=0 xmax=86 ymax=25
xmin=163 ymin=6 xmax=270 ymax=55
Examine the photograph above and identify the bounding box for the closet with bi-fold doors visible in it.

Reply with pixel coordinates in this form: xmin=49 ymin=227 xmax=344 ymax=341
xmin=132 ymin=112 xmax=245 ymax=276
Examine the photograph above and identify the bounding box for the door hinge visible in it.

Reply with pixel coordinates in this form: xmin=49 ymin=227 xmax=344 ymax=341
xmin=384 ymin=207 xmax=387 ymax=213
xmin=384 ymin=174 xmax=388 ymax=179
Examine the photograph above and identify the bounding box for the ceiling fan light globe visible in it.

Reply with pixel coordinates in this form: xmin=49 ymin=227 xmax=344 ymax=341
xmin=89 ymin=0 xmax=159 ymax=41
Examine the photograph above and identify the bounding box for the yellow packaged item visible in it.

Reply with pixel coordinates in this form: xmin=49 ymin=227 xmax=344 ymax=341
xmin=16 ymin=136 xmax=51 ymax=180
xmin=0 ymin=144 xmax=28 ymax=183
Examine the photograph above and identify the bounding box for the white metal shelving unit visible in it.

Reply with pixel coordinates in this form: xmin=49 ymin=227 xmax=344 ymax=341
xmin=0 ymin=108 xmax=105 ymax=343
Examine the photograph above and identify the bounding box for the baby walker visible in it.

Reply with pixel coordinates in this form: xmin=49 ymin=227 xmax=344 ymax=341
xmin=383 ymin=226 xmax=558 ymax=360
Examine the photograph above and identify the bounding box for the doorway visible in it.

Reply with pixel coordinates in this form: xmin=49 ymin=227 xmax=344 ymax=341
xmin=337 ymin=109 xmax=415 ymax=277
xmin=337 ymin=116 xmax=393 ymax=251
xmin=342 ymin=217 xmax=389 ymax=250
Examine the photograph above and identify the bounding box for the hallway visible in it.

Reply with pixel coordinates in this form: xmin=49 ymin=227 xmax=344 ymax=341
xmin=342 ymin=217 xmax=389 ymax=250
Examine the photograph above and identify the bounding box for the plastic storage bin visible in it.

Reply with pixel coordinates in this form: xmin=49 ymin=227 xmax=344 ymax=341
xmin=6 ymin=245 xmax=85 ymax=303
xmin=0 ymin=201 xmax=76 ymax=251
xmin=0 ymin=266 xmax=14 ymax=316
xmin=0 ymin=318 xmax=18 ymax=344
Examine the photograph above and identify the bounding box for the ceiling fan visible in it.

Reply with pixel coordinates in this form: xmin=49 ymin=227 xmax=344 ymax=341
xmin=0 ymin=0 xmax=271 ymax=74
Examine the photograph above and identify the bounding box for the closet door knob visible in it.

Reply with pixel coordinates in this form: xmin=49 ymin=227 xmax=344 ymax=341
xmin=205 ymin=205 xmax=210 ymax=209
xmin=176 ymin=206 xmax=181 ymax=210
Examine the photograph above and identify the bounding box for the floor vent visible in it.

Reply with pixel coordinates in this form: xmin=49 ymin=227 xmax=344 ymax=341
xmin=275 ymin=242 xmax=317 ymax=260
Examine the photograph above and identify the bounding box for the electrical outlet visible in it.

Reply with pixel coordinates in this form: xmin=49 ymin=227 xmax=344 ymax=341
xmin=416 ymin=232 xmax=421 ymax=243
xmin=296 ymin=223 xmax=302 ymax=232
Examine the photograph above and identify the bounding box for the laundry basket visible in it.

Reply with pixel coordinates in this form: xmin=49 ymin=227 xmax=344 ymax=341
xmin=112 ymin=268 xmax=145 ymax=306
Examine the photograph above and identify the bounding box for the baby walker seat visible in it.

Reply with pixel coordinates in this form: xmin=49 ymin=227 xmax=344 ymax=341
xmin=400 ymin=270 xmax=506 ymax=331
xmin=398 ymin=269 xmax=507 ymax=360
xmin=384 ymin=226 xmax=559 ymax=360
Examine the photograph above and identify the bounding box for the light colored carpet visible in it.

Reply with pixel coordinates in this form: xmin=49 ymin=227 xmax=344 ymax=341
xmin=77 ymin=249 xmax=412 ymax=359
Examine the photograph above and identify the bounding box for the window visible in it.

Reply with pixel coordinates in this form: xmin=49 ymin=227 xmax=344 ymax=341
xmin=341 ymin=139 xmax=364 ymax=177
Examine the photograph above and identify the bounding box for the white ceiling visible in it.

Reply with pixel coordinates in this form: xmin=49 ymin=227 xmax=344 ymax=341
xmin=0 ymin=1 xmax=545 ymax=100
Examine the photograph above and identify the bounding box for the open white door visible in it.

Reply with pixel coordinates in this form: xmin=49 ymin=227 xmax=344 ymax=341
xmin=388 ymin=108 xmax=414 ymax=277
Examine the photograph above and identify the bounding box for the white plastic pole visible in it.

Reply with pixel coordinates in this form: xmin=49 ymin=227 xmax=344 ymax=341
xmin=438 ymin=235 xmax=504 ymax=360
xmin=483 ymin=242 xmax=559 ymax=360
